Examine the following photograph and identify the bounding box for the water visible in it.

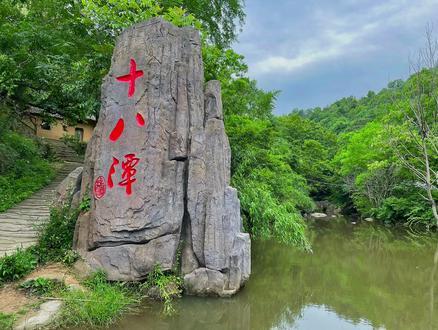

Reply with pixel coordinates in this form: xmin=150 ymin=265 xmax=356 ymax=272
xmin=115 ymin=218 xmax=438 ymax=330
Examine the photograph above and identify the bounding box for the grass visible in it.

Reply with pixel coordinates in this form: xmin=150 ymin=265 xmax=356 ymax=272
xmin=51 ymin=265 xmax=183 ymax=328
xmin=143 ymin=265 xmax=182 ymax=316
xmin=0 ymin=131 xmax=56 ymax=212
xmin=0 ymin=312 xmax=15 ymax=330
xmin=54 ymin=266 xmax=183 ymax=328
xmin=56 ymin=271 xmax=140 ymax=328
xmin=0 ymin=197 xmax=120 ymax=327
xmin=0 ymin=162 xmax=55 ymax=212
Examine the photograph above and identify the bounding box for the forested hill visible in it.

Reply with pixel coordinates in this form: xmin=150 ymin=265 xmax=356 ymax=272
xmin=294 ymin=68 xmax=437 ymax=228
xmin=299 ymin=79 xmax=405 ymax=133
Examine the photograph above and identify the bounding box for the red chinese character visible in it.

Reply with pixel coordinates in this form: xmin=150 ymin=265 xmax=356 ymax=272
xmin=109 ymin=58 xmax=146 ymax=143
xmin=109 ymin=118 xmax=125 ymax=142
xmin=116 ymin=58 xmax=144 ymax=98
xmin=107 ymin=157 xmax=120 ymax=188
xmin=136 ymin=112 xmax=145 ymax=127
xmin=118 ymin=154 xmax=140 ymax=195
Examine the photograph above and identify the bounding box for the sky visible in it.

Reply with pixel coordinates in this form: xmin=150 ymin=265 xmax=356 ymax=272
xmin=233 ymin=0 xmax=438 ymax=115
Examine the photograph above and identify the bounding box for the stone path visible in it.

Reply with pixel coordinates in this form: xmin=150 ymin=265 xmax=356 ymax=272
xmin=0 ymin=161 xmax=83 ymax=256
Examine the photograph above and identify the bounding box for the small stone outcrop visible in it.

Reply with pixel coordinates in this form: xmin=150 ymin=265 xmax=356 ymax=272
xmin=73 ymin=18 xmax=250 ymax=296
xmin=15 ymin=301 xmax=63 ymax=330
xmin=54 ymin=166 xmax=83 ymax=209
xmin=309 ymin=212 xmax=328 ymax=220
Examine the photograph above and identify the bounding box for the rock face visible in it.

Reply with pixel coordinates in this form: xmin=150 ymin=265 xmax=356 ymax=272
xmin=73 ymin=18 xmax=250 ymax=296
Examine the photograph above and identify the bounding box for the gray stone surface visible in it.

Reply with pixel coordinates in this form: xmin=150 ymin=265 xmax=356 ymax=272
xmin=74 ymin=18 xmax=250 ymax=295
xmin=183 ymin=268 xmax=227 ymax=297
xmin=14 ymin=300 xmax=63 ymax=330
xmin=86 ymin=234 xmax=179 ymax=281
xmin=309 ymin=212 xmax=328 ymax=219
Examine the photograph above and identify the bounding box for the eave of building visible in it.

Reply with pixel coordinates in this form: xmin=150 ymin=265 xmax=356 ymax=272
xmin=26 ymin=106 xmax=96 ymax=124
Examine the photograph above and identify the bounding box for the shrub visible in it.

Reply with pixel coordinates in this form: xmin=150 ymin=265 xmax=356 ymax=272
xmin=20 ymin=277 xmax=65 ymax=296
xmin=0 ymin=249 xmax=38 ymax=283
xmin=236 ymin=178 xmax=311 ymax=250
xmin=373 ymin=196 xmax=434 ymax=228
xmin=62 ymin=249 xmax=80 ymax=266
xmin=226 ymin=114 xmax=313 ymax=248
xmin=35 ymin=203 xmax=79 ymax=264
xmin=60 ymin=134 xmax=87 ymax=155
xmin=143 ymin=265 xmax=182 ymax=316
xmin=79 ymin=196 xmax=91 ymax=212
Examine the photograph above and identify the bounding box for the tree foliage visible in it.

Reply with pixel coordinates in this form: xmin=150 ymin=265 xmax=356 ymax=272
xmin=166 ymin=0 xmax=245 ymax=48
xmin=227 ymin=114 xmax=313 ymax=248
xmin=304 ymin=66 xmax=437 ymax=228
xmin=0 ymin=0 xmax=244 ymax=122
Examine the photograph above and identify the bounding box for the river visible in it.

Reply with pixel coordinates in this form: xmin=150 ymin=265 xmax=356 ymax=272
xmin=114 ymin=218 xmax=438 ymax=330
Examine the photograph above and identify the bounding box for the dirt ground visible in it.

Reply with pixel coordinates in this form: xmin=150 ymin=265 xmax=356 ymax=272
xmin=23 ymin=263 xmax=80 ymax=287
xmin=0 ymin=284 xmax=36 ymax=314
xmin=0 ymin=263 xmax=81 ymax=315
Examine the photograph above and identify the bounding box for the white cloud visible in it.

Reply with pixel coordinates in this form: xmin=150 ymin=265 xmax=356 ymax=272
xmin=247 ymin=0 xmax=438 ymax=76
xmin=252 ymin=26 xmax=375 ymax=75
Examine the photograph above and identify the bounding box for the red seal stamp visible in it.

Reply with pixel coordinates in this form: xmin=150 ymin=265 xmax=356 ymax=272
xmin=94 ymin=176 xmax=106 ymax=199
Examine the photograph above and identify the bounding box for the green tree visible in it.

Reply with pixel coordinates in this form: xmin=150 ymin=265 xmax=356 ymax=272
xmin=162 ymin=0 xmax=245 ymax=48
xmin=0 ymin=0 xmax=106 ymax=122
xmin=227 ymin=115 xmax=313 ymax=248
xmin=0 ymin=0 xmax=245 ymax=123
xmin=390 ymin=29 xmax=438 ymax=225
xmin=276 ymin=114 xmax=337 ymax=198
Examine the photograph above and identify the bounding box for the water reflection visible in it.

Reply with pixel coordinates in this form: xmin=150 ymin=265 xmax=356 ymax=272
xmin=114 ymin=218 xmax=438 ymax=330
xmin=274 ymin=305 xmax=374 ymax=330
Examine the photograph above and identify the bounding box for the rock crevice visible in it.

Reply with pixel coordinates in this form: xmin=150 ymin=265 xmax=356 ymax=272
xmin=73 ymin=17 xmax=250 ymax=296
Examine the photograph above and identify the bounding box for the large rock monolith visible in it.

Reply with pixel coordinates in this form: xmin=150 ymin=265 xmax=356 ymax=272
xmin=73 ymin=18 xmax=250 ymax=296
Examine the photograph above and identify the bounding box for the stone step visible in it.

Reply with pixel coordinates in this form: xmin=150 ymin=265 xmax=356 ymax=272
xmin=0 ymin=230 xmax=38 ymax=238
xmin=3 ymin=212 xmax=50 ymax=218
xmin=0 ymin=215 xmax=44 ymax=221
xmin=0 ymin=159 xmax=83 ymax=254
xmin=0 ymin=232 xmax=38 ymax=239
xmin=0 ymin=244 xmax=35 ymax=256
xmin=13 ymin=206 xmax=50 ymax=211
xmin=20 ymin=199 xmax=55 ymax=203
xmin=0 ymin=241 xmax=35 ymax=249
xmin=0 ymin=221 xmax=42 ymax=227
xmin=0 ymin=212 xmax=48 ymax=218
xmin=1 ymin=240 xmax=36 ymax=246
xmin=0 ymin=223 xmax=44 ymax=230
xmin=15 ymin=201 xmax=52 ymax=207
xmin=4 ymin=208 xmax=50 ymax=214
